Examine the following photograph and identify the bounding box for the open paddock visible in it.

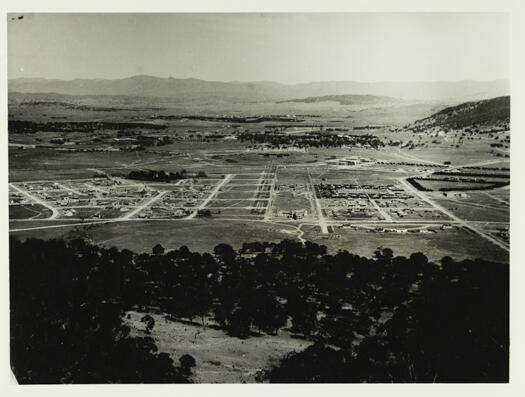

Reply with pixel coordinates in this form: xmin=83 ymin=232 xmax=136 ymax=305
xmin=301 ymin=225 xmax=508 ymax=263
xmin=10 ymin=219 xmax=306 ymax=254
xmin=433 ymin=199 xmax=509 ymax=223
xmin=9 ymin=204 xmax=53 ymax=220
xmin=220 ymin=185 xmax=265 ymax=192
xmin=271 ymin=192 xmax=312 ymax=213
xmin=205 ymin=200 xmax=259 ymax=209
xmin=207 ymin=208 xmax=264 ymax=218
xmin=413 ymin=179 xmax=498 ymax=191
xmin=214 ymin=191 xmax=257 ymax=200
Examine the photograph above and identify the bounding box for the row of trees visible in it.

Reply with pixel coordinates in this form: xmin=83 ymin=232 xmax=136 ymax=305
xmin=127 ymin=169 xmax=207 ymax=183
xmin=406 ymin=176 xmax=509 ymax=192
xmin=10 ymin=237 xmax=508 ymax=383
xmin=8 ymin=120 xmax=168 ymax=134
xmin=238 ymin=132 xmax=385 ymax=149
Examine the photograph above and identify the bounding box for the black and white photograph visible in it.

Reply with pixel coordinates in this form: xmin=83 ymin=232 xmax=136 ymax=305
xmin=4 ymin=2 xmax=523 ymax=391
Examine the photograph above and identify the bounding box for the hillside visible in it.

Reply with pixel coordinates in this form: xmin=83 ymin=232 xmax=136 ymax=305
xmin=8 ymin=76 xmax=509 ymax=102
xmin=277 ymin=94 xmax=401 ymax=105
xmin=410 ymin=96 xmax=510 ymax=129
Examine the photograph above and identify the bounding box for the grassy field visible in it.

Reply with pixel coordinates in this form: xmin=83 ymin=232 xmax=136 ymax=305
xmin=301 ymin=225 xmax=508 ymax=263
xmin=215 ymin=192 xmax=257 ymax=200
xmin=10 ymin=217 xmax=507 ymax=263
xmin=393 ymin=145 xmax=508 ymax=166
xmin=271 ymin=191 xmax=312 ymax=213
xmin=10 ymin=219 xmax=302 ymax=254
xmin=9 ymin=204 xmax=52 ymax=219
xmin=416 ymin=179 xmax=497 ymax=191
xmin=124 ymin=310 xmax=310 ymax=383
xmin=433 ymin=199 xmax=509 ymax=223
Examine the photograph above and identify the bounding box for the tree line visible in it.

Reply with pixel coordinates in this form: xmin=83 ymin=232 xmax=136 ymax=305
xmin=126 ymin=169 xmax=207 ymax=183
xmin=8 ymin=120 xmax=168 ymax=134
xmin=238 ymin=132 xmax=385 ymax=149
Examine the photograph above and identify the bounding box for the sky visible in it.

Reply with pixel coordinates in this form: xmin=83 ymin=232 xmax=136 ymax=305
xmin=7 ymin=13 xmax=509 ymax=83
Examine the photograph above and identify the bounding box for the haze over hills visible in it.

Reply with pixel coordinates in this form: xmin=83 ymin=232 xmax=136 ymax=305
xmin=8 ymin=75 xmax=509 ymax=102
xmin=410 ymin=96 xmax=510 ymax=129
xmin=277 ymin=94 xmax=401 ymax=106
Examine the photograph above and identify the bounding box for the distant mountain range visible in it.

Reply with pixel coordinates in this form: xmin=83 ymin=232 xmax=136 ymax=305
xmin=278 ymin=94 xmax=401 ymax=105
xmin=8 ymin=75 xmax=509 ymax=102
xmin=410 ymin=96 xmax=510 ymax=129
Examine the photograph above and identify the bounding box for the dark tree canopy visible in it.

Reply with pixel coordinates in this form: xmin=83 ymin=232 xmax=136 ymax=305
xmin=10 ymin=236 xmax=508 ymax=383
xmin=10 ymin=237 xmax=189 ymax=384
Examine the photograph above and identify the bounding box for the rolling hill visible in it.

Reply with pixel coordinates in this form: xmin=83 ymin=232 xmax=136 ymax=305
xmin=409 ymin=96 xmax=510 ymax=129
xmin=277 ymin=94 xmax=401 ymax=106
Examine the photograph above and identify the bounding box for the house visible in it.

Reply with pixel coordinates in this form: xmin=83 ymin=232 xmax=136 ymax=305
xmin=63 ymin=209 xmax=76 ymax=217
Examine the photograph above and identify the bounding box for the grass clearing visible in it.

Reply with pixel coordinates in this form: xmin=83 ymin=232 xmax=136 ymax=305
xmin=124 ymin=310 xmax=311 ymax=383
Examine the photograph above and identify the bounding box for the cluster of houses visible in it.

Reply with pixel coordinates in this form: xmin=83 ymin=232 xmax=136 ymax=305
xmin=368 ymin=227 xmax=437 ymax=234
xmin=134 ymin=184 xmax=217 ymax=219
xmin=276 ymin=183 xmax=306 ymax=192
xmin=324 ymin=198 xmax=369 ymax=209
xmin=328 ymin=207 xmax=380 ymax=220
xmin=139 ymin=207 xmax=190 ymax=219
xmin=9 ymin=191 xmax=27 ymax=205
xmin=12 ymin=179 xmax=164 ymax=219
xmin=316 ymin=183 xmax=412 ymax=201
